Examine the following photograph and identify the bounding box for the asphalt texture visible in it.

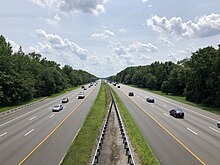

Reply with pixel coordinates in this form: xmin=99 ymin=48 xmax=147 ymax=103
xmin=111 ymin=83 xmax=220 ymax=165
xmin=0 ymin=82 xmax=100 ymax=165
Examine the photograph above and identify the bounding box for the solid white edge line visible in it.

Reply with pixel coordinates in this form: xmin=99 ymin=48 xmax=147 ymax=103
xmin=164 ymin=113 xmax=169 ymax=117
xmin=29 ymin=116 xmax=36 ymax=121
xmin=49 ymin=114 xmax=55 ymax=118
xmin=209 ymin=127 xmax=220 ymax=134
xmin=187 ymin=128 xmax=198 ymax=135
xmin=0 ymin=132 xmax=7 ymax=137
xmin=24 ymin=129 xmax=35 ymax=136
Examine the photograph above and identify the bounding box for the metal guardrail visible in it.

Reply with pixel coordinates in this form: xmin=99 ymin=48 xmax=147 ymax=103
xmin=0 ymin=97 xmax=47 ymax=118
xmin=91 ymin=89 xmax=135 ymax=165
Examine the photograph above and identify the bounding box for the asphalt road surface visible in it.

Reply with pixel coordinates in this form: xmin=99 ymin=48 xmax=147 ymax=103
xmin=112 ymin=83 xmax=220 ymax=165
xmin=0 ymin=82 xmax=100 ymax=165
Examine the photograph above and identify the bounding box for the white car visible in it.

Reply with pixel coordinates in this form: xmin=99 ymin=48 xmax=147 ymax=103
xmin=52 ymin=104 xmax=63 ymax=112
xmin=78 ymin=92 xmax=85 ymax=99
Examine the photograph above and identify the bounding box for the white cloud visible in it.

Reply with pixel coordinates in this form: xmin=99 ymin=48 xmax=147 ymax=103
xmin=109 ymin=41 xmax=156 ymax=66
xmin=128 ymin=41 xmax=158 ymax=53
xmin=6 ymin=39 xmax=20 ymax=53
xmin=45 ymin=14 xmax=61 ymax=27
xmin=91 ymin=30 xmax=115 ymax=40
xmin=118 ymin=28 xmax=127 ymax=33
xmin=89 ymin=55 xmax=100 ymax=65
xmin=35 ymin=29 xmax=88 ymax=60
xmin=147 ymin=13 xmax=220 ymax=38
xmin=141 ymin=0 xmax=149 ymax=3
xmin=159 ymin=37 xmax=174 ymax=46
xmin=31 ymin=0 xmax=108 ymax=15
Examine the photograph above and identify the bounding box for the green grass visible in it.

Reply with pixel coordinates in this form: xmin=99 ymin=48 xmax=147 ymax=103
xmin=61 ymin=82 xmax=111 ymax=165
xmin=111 ymin=89 xmax=159 ymax=165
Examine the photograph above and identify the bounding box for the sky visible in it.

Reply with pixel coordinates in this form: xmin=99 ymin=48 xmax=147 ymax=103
xmin=1 ymin=0 xmax=220 ymax=77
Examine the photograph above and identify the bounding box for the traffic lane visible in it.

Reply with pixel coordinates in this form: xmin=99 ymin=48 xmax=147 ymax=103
xmin=116 ymin=86 xmax=220 ymax=164
xmin=134 ymin=98 xmax=220 ymax=165
xmin=21 ymin=82 xmax=100 ymax=165
xmin=0 ymin=85 xmax=98 ymax=165
xmin=0 ymin=87 xmax=82 ymax=127
xmin=119 ymin=84 xmax=220 ymax=123
xmin=0 ymin=89 xmax=80 ymax=136
xmin=112 ymin=87 xmax=201 ymax=165
xmin=125 ymin=87 xmax=220 ymax=144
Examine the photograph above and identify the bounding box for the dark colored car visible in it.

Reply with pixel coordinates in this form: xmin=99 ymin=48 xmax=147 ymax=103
xmin=146 ymin=98 xmax=154 ymax=103
xmin=62 ymin=97 xmax=69 ymax=103
xmin=217 ymin=122 xmax=220 ymax=128
xmin=128 ymin=92 xmax=134 ymax=96
xmin=78 ymin=92 xmax=85 ymax=99
xmin=81 ymin=86 xmax=85 ymax=89
xmin=117 ymin=85 xmax=120 ymax=88
xmin=52 ymin=104 xmax=63 ymax=112
xmin=170 ymin=109 xmax=184 ymax=118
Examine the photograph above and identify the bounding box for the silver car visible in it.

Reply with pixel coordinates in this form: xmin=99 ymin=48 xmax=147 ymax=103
xmin=52 ymin=104 xmax=63 ymax=112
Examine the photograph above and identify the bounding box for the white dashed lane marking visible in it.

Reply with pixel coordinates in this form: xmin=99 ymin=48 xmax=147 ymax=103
xmin=50 ymin=114 xmax=55 ymax=118
xmin=24 ymin=129 xmax=35 ymax=136
xmin=209 ymin=127 xmax=220 ymax=134
xmin=29 ymin=116 xmax=36 ymax=121
xmin=187 ymin=128 xmax=198 ymax=136
xmin=0 ymin=132 xmax=7 ymax=137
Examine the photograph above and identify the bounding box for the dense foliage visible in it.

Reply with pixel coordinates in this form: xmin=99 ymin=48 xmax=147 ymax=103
xmin=0 ymin=35 xmax=96 ymax=106
xmin=109 ymin=45 xmax=220 ymax=107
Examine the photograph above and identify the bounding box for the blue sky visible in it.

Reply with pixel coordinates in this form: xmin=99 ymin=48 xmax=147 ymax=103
xmin=1 ymin=0 xmax=220 ymax=77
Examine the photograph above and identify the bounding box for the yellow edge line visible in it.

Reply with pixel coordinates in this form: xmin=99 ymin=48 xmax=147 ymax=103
xmin=18 ymin=87 xmax=97 ymax=165
xmin=119 ymin=89 xmax=206 ymax=165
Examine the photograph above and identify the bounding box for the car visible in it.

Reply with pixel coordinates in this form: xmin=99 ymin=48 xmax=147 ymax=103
xmin=217 ymin=122 xmax=220 ymax=128
xmin=170 ymin=109 xmax=184 ymax=118
xmin=117 ymin=85 xmax=120 ymax=88
xmin=84 ymin=87 xmax=87 ymax=90
xmin=78 ymin=92 xmax=85 ymax=99
xmin=52 ymin=104 xmax=63 ymax=112
xmin=128 ymin=92 xmax=134 ymax=96
xmin=146 ymin=98 xmax=154 ymax=103
xmin=81 ymin=86 xmax=85 ymax=89
xmin=62 ymin=97 xmax=69 ymax=103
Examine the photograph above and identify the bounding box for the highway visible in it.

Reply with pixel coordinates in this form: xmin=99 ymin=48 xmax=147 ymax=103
xmin=112 ymin=83 xmax=220 ymax=165
xmin=0 ymin=82 xmax=100 ymax=165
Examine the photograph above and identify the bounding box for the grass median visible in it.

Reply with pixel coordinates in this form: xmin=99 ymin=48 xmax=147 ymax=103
xmin=111 ymin=88 xmax=159 ymax=165
xmin=61 ymin=82 xmax=111 ymax=165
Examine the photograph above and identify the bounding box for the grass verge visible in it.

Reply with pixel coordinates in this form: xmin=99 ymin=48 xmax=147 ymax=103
xmin=61 ymin=82 xmax=111 ymax=165
xmin=111 ymin=88 xmax=159 ymax=165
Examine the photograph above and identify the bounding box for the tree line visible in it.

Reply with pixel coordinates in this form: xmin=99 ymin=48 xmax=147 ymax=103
xmin=0 ymin=35 xmax=96 ymax=106
xmin=109 ymin=45 xmax=220 ymax=107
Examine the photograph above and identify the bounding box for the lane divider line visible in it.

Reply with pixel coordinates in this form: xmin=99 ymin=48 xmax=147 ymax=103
xmin=0 ymin=132 xmax=7 ymax=137
xmin=187 ymin=128 xmax=198 ymax=136
xmin=29 ymin=116 xmax=36 ymax=121
xmin=24 ymin=129 xmax=35 ymax=137
xmin=163 ymin=113 xmax=169 ymax=117
xmin=0 ymin=88 xmax=82 ymax=128
xmin=49 ymin=114 xmax=55 ymax=118
xmin=209 ymin=127 xmax=220 ymax=134
xmin=18 ymin=85 xmax=98 ymax=165
xmin=118 ymin=89 xmax=206 ymax=165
